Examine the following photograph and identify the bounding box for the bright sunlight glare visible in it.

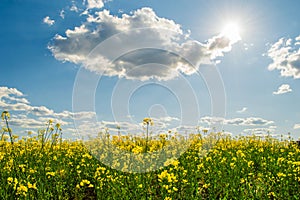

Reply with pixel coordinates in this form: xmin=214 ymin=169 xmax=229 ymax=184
xmin=221 ymin=23 xmax=242 ymax=43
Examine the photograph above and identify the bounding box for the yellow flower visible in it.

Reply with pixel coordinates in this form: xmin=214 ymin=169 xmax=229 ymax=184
xmin=27 ymin=182 xmax=37 ymax=190
xmin=247 ymin=161 xmax=254 ymax=167
xmin=292 ymin=161 xmax=300 ymax=165
xmin=7 ymin=177 xmax=13 ymax=184
xmin=1 ymin=111 xmax=10 ymax=120
xmin=138 ymin=184 xmax=143 ymax=188
xmin=55 ymin=123 xmax=61 ymax=129
xmin=277 ymin=172 xmax=286 ymax=178
xmin=268 ymin=192 xmax=276 ymax=197
xmin=236 ymin=150 xmax=245 ymax=157
xmin=46 ymin=172 xmax=55 ymax=178
xmin=240 ymin=178 xmax=245 ymax=184
xmin=80 ymin=179 xmax=91 ymax=187
xmin=230 ymin=162 xmax=235 ymax=168
xmin=143 ymin=118 xmax=154 ymax=126
xmin=17 ymin=184 xmax=28 ymax=196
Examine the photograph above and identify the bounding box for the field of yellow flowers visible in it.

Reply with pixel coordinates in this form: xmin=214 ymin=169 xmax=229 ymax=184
xmin=0 ymin=114 xmax=300 ymax=199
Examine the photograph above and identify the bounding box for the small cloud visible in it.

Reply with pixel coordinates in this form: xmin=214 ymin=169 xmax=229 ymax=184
xmin=293 ymin=124 xmax=300 ymax=129
xmin=43 ymin=16 xmax=55 ymax=26
xmin=86 ymin=0 xmax=104 ymax=9
xmin=243 ymin=43 xmax=253 ymax=51
xmin=242 ymin=127 xmax=276 ymax=136
xmin=273 ymin=84 xmax=292 ymax=95
xmin=70 ymin=5 xmax=79 ymax=12
xmin=60 ymin=10 xmax=65 ymax=19
xmin=199 ymin=116 xmax=274 ymax=126
xmin=237 ymin=107 xmax=247 ymax=113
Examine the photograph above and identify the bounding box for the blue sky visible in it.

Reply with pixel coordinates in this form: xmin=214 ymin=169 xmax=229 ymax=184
xmin=1 ymin=0 xmax=300 ymax=139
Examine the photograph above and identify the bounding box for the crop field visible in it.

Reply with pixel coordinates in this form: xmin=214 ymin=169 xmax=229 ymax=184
xmin=0 ymin=115 xmax=299 ymax=199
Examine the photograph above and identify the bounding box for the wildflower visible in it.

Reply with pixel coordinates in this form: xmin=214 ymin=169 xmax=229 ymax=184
xmin=17 ymin=184 xmax=28 ymax=196
xmin=268 ymin=192 xmax=276 ymax=198
xmin=236 ymin=150 xmax=245 ymax=157
xmin=138 ymin=184 xmax=143 ymax=188
xmin=27 ymin=182 xmax=37 ymax=190
xmin=230 ymin=162 xmax=235 ymax=169
xmin=7 ymin=177 xmax=13 ymax=184
xmin=206 ymin=156 xmax=212 ymax=162
xmin=46 ymin=172 xmax=55 ymax=178
xmin=277 ymin=157 xmax=285 ymax=163
xmin=55 ymin=123 xmax=61 ymax=129
xmin=292 ymin=161 xmax=300 ymax=165
xmin=240 ymin=178 xmax=245 ymax=184
xmin=12 ymin=135 xmax=19 ymax=139
xmin=277 ymin=172 xmax=286 ymax=178
xmin=247 ymin=161 xmax=254 ymax=167
xmin=164 ymin=158 xmax=179 ymax=167
xmin=80 ymin=179 xmax=91 ymax=187
xmin=1 ymin=111 xmax=10 ymax=120
xmin=143 ymin=117 xmax=154 ymax=126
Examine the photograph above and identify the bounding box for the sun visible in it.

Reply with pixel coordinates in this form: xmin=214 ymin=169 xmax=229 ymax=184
xmin=221 ymin=22 xmax=241 ymax=43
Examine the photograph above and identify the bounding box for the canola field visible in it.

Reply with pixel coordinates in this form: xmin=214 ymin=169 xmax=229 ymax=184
xmin=0 ymin=116 xmax=300 ymax=199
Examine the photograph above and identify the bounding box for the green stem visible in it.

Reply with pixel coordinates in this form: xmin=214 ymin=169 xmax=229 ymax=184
xmin=146 ymin=123 xmax=149 ymax=153
xmin=4 ymin=115 xmax=13 ymax=144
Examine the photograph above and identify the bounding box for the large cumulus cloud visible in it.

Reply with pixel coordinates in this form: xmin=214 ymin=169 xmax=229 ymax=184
xmin=49 ymin=7 xmax=240 ymax=81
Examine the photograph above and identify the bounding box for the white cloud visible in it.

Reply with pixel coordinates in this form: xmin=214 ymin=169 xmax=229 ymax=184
xmin=43 ymin=16 xmax=55 ymax=26
xmin=101 ymin=120 xmax=141 ymax=132
xmin=273 ymin=84 xmax=292 ymax=95
xmin=0 ymin=86 xmax=32 ymax=111
xmin=0 ymin=86 xmax=96 ymax=132
xmin=199 ymin=116 xmax=274 ymax=126
xmin=86 ymin=0 xmax=104 ymax=9
xmin=171 ymin=125 xmax=198 ymax=134
xmin=9 ymin=116 xmax=45 ymax=129
xmin=70 ymin=4 xmax=79 ymax=12
xmin=242 ymin=126 xmax=276 ymax=136
xmin=0 ymin=86 xmax=24 ymax=98
xmin=30 ymin=106 xmax=54 ymax=116
xmin=237 ymin=107 xmax=247 ymax=113
xmin=267 ymin=36 xmax=300 ymax=79
xmin=199 ymin=116 xmax=225 ymax=125
xmin=293 ymin=124 xmax=300 ymax=129
xmin=60 ymin=10 xmax=65 ymax=19
xmin=49 ymin=7 xmax=240 ymax=81
xmin=226 ymin=117 xmax=274 ymax=126
xmin=55 ymin=111 xmax=96 ymax=120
